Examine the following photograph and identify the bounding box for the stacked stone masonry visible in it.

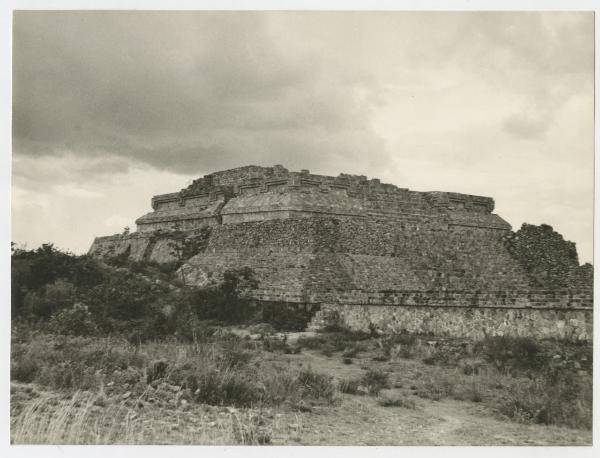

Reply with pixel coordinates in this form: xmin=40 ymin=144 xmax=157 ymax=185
xmin=88 ymin=165 xmax=593 ymax=341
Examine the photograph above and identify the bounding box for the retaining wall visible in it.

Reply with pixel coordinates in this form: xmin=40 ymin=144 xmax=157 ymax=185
xmin=312 ymin=303 xmax=593 ymax=341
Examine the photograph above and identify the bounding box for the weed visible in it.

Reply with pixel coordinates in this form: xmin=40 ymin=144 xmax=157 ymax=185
xmin=10 ymin=390 xmax=264 ymax=445
xmin=453 ymin=381 xmax=484 ymax=403
xmin=338 ymin=378 xmax=361 ymax=395
xmin=297 ymin=330 xmax=371 ymax=357
xmin=476 ymin=336 xmax=543 ymax=373
xmin=378 ymin=391 xmax=417 ymax=409
xmin=11 ymin=358 xmax=40 ymax=383
xmin=231 ymin=411 xmax=272 ymax=445
xmin=342 ymin=342 xmax=366 ymax=358
xmin=415 ymin=374 xmax=455 ymax=401
xmin=261 ymin=370 xmax=301 ymax=404
xmin=361 ymin=368 xmax=390 ymax=395
xmin=296 ymin=368 xmax=337 ymax=402
xmin=247 ymin=323 xmax=275 ymax=336
xmin=263 ymin=336 xmax=296 ymax=354
xmin=499 ymin=370 xmax=592 ymax=429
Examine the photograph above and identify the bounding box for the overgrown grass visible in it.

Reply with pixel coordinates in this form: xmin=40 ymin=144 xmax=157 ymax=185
xmin=296 ymin=368 xmax=337 ymax=402
xmin=377 ymin=391 xmax=417 ymax=409
xmin=338 ymin=378 xmax=361 ymax=395
xmin=499 ymin=369 xmax=593 ymax=429
xmin=414 ymin=372 xmax=456 ymax=401
xmin=10 ymin=390 xmax=295 ymax=445
xmin=12 ymin=325 xmax=593 ymax=439
xmin=296 ymin=328 xmax=372 ymax=357
xmin=11 ymin=331 xmax=338 ymax=410
xmin=337 ymin=368 xmax=390 ymax=396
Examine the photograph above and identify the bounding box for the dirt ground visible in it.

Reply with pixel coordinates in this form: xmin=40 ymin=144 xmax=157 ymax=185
xmin=264 ymin=349 xmax=591 ymax=446
xmin=11 ymin=339 xmax=592 ymax=446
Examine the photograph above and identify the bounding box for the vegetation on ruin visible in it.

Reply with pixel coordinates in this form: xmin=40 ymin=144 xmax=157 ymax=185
xmin=10 ymin=244 xmax=593 ymax=445
xmin=11 ymin=243 xmax=310 ymax=338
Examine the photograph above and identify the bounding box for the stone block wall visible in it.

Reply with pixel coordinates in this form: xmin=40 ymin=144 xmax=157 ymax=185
xmin=89 ymin=233 xmax=154 ymax=261
xmin=136 ymin=196 xmax=224 ymax=232
xmin=308 ymin=289 xmax=592 ymax=308
xmin=89 ymin=228 xmax=212 ymax=264
xmin=505 ymin=223 xmax=590 ymax=289
xmin=191 ymin=217 xmax=533 ymax=293
xmin=91 ymin=216 xmax=593 ymax=308
xmin=178 ymin=249 xmax=316 ymax=302
xmin=88 ymin=165 xmax=593 ymax=341
xmin=312 ymin=304 xmax=592 ymax=341
xmin=133 ymin=165 xmax=508 ymax=233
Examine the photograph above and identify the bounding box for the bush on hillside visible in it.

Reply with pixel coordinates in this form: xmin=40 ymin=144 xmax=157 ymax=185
xmin=49 ymin=303 xmax=98 ymax=336
xmin=499 ymin=368 xmax=592 ymax=429
xmin=475 ymin=335 xmax=543 ymax=373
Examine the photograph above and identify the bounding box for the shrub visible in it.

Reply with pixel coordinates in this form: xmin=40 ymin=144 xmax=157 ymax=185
xmin=231 ymin=411 xmax=272 ymax=445
xmin=262 ymin=337 xmax=296 ymax=354
xmin=373 ymin=332 xmax=424 ymax=361
xmin=205 ymin=373 xmax=262 ymax=407
xmin=499 ymin=369 xmax=592 ymax=429
xmin=12 ymin=245 xmax=105 ymax=319
xmin=10 ymin=331 xmax=340 ymax=411
xmin=378 ymin=391 xmax=417 ymax=409
xmin=342 ymin=342 xmax=366 ymax=358
xmin=296 ymin=368 xmax=336 ymax=401
xmin=146 ymin=360 xmax=169 ymax=384
xmin=259 ymin=303 xmax=317 ymax=331
xmin=476 ymin=336 xmax=543 ymax=373
xmin=37 ymin=361 xmax=100 ymax=391
xmin=338 ymin=378 xmax=361 ymax=395
xmin=453 ymin=381 xmax=484 ymax=403
xmin=361 ymin=368 xmax=390 ymax=395
xmin=218 ymin=344 xmax=254 ymax=368
xmin=261 ymin=370 xmax=302 ymax=404
xmin=247 ymin=323 xmax=275 ymax=336
xmin=82 ymin=271 xmax=170 ymax=327
xmin=415 ymin=374 xmax=455 ymax=401
xmin=338 ymin=368 xmax=390 ymax=396
xmin=419 ymin=340 xmax=466 ymax=367
xmin=10 ymin=333 xmax=149 ymax=392
xmin=296 ymin=329 xmax=372 ymax=356
xmin=166 ymin=362 xmax=261 ymax=407
xmin=23 ymin=279 xmax=76 ymax=320
xmin=296 ymin=334 xmax=328 ymax=350
xmin=174 ymin=226 xmax=213 ymax=261
xmin=186 ymin=268 xmax=259 ymax=324
xmin=49 ymin=303 xmax=98 ymax=336
xmin=11 ymin=358 xmax=40 ymax=383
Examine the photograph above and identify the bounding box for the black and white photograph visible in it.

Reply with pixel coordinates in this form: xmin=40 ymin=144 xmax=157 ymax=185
xmin=2 ymin=0 xmax=597 ymax=451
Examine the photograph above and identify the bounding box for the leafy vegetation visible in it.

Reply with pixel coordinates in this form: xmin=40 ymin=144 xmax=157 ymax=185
xmin=11 ymin=244 xmax=265 ymax=340
xmin=9 ymin=243 xmax=594 ymax=443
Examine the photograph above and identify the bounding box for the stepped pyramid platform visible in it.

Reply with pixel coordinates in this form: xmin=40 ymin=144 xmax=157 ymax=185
xmin=89 ymin=165 xmax=593 ymax=340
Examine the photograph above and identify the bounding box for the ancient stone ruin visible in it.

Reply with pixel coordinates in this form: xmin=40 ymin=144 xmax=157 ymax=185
xmin=89 ymin=165 xmax=593 ymax=340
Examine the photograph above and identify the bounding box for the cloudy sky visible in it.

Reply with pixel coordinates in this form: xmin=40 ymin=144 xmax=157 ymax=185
xmin=11 ymin=11 xmax=594 ymax=263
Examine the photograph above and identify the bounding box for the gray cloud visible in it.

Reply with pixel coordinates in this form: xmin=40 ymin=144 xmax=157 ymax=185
xmin=502 ymin=113 xmax=550 ymax=140
xmin=454 ymin=13 xmax=593 ymax=140
xmin=12 ymin=154 xmax=132 ymax=193
xmin=11 ymin=12 xmax=594 ymax=263
xmin=13 ymin=11 xmax=386 ymax=175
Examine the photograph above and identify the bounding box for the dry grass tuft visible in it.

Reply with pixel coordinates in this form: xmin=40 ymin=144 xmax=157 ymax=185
xmin=11 ymin=390 xmax=285 ymax=445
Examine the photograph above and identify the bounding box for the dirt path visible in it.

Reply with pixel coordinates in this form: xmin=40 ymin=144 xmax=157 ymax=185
xmin=266 ymin=348 xmax=592 ymax=446
xmin=275 ymin=394 xmax=591 ymax=446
